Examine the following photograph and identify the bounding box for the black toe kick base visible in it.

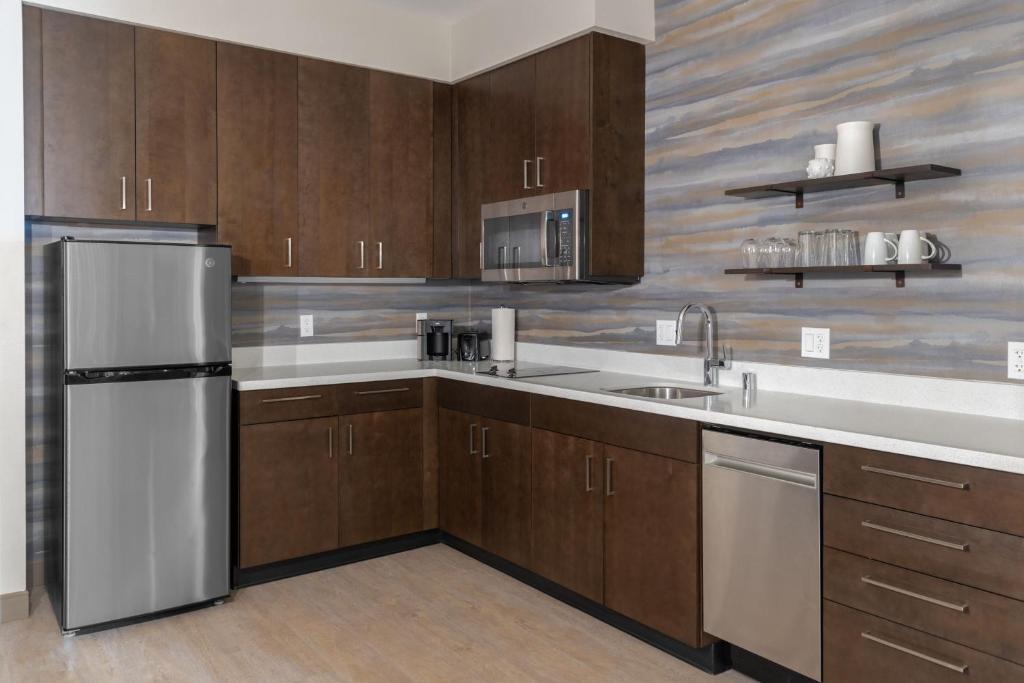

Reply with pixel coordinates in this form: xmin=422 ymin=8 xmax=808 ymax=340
xmin=730 ymin=646 xmax=819 ymax=683
xmin=440 ymin=532 xmax=731 ymax=675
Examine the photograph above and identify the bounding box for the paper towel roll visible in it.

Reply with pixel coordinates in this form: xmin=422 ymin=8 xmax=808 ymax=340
xmin=491 ymin=307 xmax=516 ymax=361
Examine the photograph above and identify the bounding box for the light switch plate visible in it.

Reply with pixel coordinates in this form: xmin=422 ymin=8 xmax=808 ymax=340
xmin=300 ymin=314 xmax=314 ymax=338
xmin=801 ymin=327 xmax=830 ymax=359
xmin=656 ymin=320 xmax=677 ymax=346
xmin=1009 ymin=342 xmax=1024 ymax=380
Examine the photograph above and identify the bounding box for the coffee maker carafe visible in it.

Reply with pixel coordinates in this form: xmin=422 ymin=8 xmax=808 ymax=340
xmin=418 ymin=319 xmax=454 ymax=361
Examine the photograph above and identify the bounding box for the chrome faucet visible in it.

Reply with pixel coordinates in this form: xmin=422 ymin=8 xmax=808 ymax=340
xmin=675 ymin=303 xmax=725 ymax=386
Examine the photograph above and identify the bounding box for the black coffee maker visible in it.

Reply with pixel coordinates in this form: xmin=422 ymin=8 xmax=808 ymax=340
xmin=418 ymin=319 xmax=454 ymax=361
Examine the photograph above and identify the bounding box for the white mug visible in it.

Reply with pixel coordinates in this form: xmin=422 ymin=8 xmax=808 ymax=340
xmin=814 ymin=143 xmax=837 ymax=161
xmin=897 ymin=230 xmax=937 ymax=264
xmin=835 ymin=121 xmax=875 ymax=175
xmin=863 ymin=232 xmax=897 ymax=265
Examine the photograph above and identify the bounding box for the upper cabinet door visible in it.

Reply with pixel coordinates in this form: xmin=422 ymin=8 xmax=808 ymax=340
xmin=41 ymin=11 xmax=135 ymax=221
xmin=217 ymin=43 xmax=298 ymax=276
xmin=298 ymin=58 xmax=370 ymax=277
xmin=534 ymin=34 xmax=592 ymax=195
xmin=369 ymin=71 xmax=434 ymax=277
xmin=135 ymin=28 xmax=216 ymax=225
xmin=453 ymin=72 xmax=489 ymax=279
xmin=485 ymin=57 xmax=535 ymax=202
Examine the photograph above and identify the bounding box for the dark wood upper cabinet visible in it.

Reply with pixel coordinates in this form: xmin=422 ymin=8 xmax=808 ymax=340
xmin=369 ymin=71 xmax=435 ymax=277
xmin=534 ymin=35 xmax=592 ymax=194
xmin=40 ymin=10 xmax=135 ymax=221
xmin=238 ymin=416 xmax=339 ymax=568
xmin=603 ymin=445 xmax=701 ymax=646
xmin=297 ymin=57 xmax=370 ymax=277
xmin=431 ymin=83 xmax=453 ymax=279
xmin=439 ymin=407 xmax=482 ymax=545
xmin=217 ymin=42 xmax=298 ymax=276
xmin=485 ymin=57 xmax=536 ymax=203
xmin=23 ymin=6 xmax=42 ymax=217
xmin=452 ymin=72 xmax=490 ymax=279
xmin=135 ymin=28 xmax=216 ymax=225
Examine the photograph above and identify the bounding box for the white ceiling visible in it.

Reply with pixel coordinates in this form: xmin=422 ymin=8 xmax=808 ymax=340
xmin=369 ymin=0 xmax=504 ymax=24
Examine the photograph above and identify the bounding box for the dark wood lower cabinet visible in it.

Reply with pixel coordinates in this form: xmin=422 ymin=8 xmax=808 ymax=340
xmin=530 ymin=429 xmax=604 ymax=603
xmin=439 ymin=408 xmax=482 ymax=545
xmin=238 ymin=416 xmax=339 ymax=568
xmin=480 ymin=418 xmax=531 ymax=567
xmin=604 ymin=445 xmax=701 ymax=646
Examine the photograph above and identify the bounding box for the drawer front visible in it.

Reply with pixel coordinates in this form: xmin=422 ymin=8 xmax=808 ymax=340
xmin=824 ymin=600 xmax=1024 ymax=682
xmin=530 ymin=395 xmax=699 ymax=463
xmin=825 ymin=548 xmax=1024 ymax=665
xmin=335 ymin=379 xmax=423 ymax=415
xmin=437 ymin=379 xmax=530 ymax=425
xmin=825 ymin=443 xmax=1024 ymax=536
xmin=239 ymin=385 xmax=338 ymax=425
xmin=824 ymin=495 xmax=1024 ymax=600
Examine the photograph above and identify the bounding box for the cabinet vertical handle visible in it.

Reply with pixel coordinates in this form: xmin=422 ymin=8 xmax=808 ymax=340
xmin=358 ymin=241 xmax=365 ymax=270
xmin=377 ymin=242 xmax=383 ymax=270
xmin=469 ymin=423 xmax=478 ymax=454
xmin=535 ymin=157 xmax=544 ymax=187
xmin=479 ymin=241 xmax=484 ymax=270
xmin=481 ymin=426 xmax=490 ymax=458
xmin=120 ymin=176 xmax=127 ymax=211
xmin=285 ymin=238 xmax=293 ymax=268
xmin=347 ymin=423 xmax=354 ymax=455
xmin=328 ymin=427 xmax=334 ymax=459
xmin=585 ymin=455 xmax=594 ymax=492
xmin=145 ymin=178 xmax=153 ymax=212
xmin=605 ymin=458 xmax=615 ymax=496
xmin=522 ymin=159 xmax=532 ymax=189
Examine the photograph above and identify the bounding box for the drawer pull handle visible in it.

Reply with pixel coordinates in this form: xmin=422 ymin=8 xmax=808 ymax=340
xmin=261 ymin=394 xmax=323 ymax=404
xmin=861 ymin=631 xmax=968 ymax=674
xmin=861 ymin=576 xmax=969 ymax=613
xmin=861 ymin=521 xmax=969 ymax=552
xmin=861 ymin=465 xmax=969 ymax=490
xmin=354 ymin=387 xmax=410 ymax=396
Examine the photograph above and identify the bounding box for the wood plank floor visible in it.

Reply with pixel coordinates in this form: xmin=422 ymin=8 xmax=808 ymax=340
xmin=0 ymin=545 xmax=752 ymax=682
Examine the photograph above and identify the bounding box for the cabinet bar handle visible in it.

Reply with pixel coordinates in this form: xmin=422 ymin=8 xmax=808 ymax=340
xmin=285 ymin=238 xmax=293 ymax=268
xmin=120 ymin=176 xmax=127 ymax=210
xmin=354 ymin=387 xmax=410 ymax=396
xmin=359 ymin=241 xmax=365 ymax=270
xmin=328 ymin=427 xmax=334 ymax=459
xmin=605 ymin=458 xmax=615 ymax=496
xmin=861 ymin=465 xmax=969 ymax=490
xmin=347 ymin=423 xmax=354 ymax=455
xmin=145 ymin=178 xmax=153 ymax=212
xmin=469 ymin=423 xmax=478 ymax=455
xmin=522 ymin=159 xmax=532 ymax=189
xmin=861 ymin=520 xmax=969 ymax=552
xmin=377 ymin=242 xmax=383 ymax=270
xmin=479 ymin=241 xmax=484 ymax=270
xmin=860 ymin=631 xmax=968 ymax=674
xmin=535 ymin=156 xmax=544 ymax=187
xmin=481 ymin=426 xmax=490 ymax=458
xmin=861 ymin=576 xmax=968 ymax=613
xmin=585 ymin=455 xmax=594 ymax=492
xmin=260 ymin=393 xmax=322 ymax=404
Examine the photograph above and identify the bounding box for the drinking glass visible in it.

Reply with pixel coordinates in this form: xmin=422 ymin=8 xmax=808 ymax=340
xmin=781 ymin=238 xmax=797 ymax=267
xmin=741 ymin=238 xmax=760 ymax=268
xmin=759 ymin=237 xmax=784 ymax=267
xmin=838 ymin=229 xmax=859 ymax=266
xmin=797 ymin=231 xmax=820 ymax=267
xmin=823 ymin=229 xmax=841 ymax=266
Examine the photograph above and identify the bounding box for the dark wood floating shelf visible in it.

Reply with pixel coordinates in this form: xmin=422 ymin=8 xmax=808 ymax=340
xmin=724 ymin=164 xmax=961 ymax=208
xmin=724 ymin=263 xmax=962 ymax=288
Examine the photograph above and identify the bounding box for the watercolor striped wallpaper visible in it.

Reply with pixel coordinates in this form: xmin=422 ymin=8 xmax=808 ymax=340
xmin=235 ymin=0 xmax=1024 ymax=382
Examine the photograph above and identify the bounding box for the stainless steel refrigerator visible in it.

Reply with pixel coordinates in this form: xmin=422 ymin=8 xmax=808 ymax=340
xmin=47 ymin=238 xmax=232 ymax=633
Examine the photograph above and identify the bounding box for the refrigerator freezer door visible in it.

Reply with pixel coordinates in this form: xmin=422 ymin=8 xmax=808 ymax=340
xmin=63 ymin=241 xmax=231 ymax=369
xmin=63 ymin=375 xmax=230 ymax=630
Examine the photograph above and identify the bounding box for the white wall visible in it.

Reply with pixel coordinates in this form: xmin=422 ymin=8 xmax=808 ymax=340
xmin=0 ymin=0 xmax=27 ymax=598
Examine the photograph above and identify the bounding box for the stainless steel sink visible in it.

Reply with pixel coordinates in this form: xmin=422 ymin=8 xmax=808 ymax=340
xmin=605 ymin=386 xmax=721 ymax=400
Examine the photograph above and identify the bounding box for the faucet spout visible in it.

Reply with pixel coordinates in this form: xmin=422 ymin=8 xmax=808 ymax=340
xmin=675 ymin=303 xmax=723 ymax=386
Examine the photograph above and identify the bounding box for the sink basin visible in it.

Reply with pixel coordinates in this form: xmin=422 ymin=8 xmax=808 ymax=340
xmin=605 ymin=386 xmax=721 ymax=400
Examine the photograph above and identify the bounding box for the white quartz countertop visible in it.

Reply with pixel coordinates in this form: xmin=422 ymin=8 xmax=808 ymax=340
xmin=233 ymin=359 xmax=1024 ymax=475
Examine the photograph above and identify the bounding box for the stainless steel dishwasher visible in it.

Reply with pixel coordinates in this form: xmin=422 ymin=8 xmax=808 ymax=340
xmin=701 ymin=429 xmax=821 ymax=681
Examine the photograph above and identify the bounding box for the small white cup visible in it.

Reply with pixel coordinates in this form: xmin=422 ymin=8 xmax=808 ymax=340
xmin=863 ymin=232 xmax=897 ymax=265
xmin=897 ymin=230 xmax=937 ymax=264
xmin=814 ymin=144 xmax=837 ymax=161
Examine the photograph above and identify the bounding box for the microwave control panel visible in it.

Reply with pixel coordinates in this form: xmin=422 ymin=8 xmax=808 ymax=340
xmin=555 ymin=209 xmax=574 ymax=265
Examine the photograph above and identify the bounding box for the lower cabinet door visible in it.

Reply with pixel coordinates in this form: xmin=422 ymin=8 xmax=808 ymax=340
xmin=439 ymin=408 xmax=483 ymax=545
xmin=531 ymin=428 xmax=604 ymax=603
xmin=480 ymin=418 xmax=531 ymax=568
xmin=603 ymin=446 xmax=701 ymax=646
xmin=238 ymin=416 xmax=339 ymax=567
xmin=339 ymin=408 xmax=423 ymax=546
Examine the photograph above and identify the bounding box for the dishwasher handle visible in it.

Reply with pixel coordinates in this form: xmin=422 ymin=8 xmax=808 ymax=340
xmin=704 ymin=451 xmax=818 ymax=489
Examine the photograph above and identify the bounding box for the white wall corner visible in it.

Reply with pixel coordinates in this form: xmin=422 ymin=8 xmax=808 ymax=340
xmin=594 ymin=0 xmax=656 ymax=43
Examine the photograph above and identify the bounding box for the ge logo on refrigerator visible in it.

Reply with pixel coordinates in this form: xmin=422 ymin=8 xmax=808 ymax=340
xmin=204 ymin=258 xmax=216 ymax=268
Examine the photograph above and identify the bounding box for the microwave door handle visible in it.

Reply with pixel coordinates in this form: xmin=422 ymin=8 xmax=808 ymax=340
xmin=541 ymin=212 xmax=557 ymax=267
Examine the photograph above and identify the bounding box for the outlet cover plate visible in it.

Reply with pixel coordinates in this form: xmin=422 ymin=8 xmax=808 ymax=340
xmin=1009 ymin=342 xmax=1024 ymax=380
xmin=656 ymin=320 xmax=676 ymax=346
xmin=300 ymin=314 xmax=314 ymax=338
xmin=801 ymin=327 xmax=830 ymax=359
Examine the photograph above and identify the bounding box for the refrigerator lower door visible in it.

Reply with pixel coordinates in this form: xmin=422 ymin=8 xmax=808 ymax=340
xmin=63 ymin=240 xmax=231 ymax=370
xmin=63 ymin=375 xmax=230 ymax=630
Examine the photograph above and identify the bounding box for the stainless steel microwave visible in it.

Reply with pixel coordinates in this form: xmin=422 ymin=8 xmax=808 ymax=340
xmin=480 ymin=190 xmax=633 ymax=283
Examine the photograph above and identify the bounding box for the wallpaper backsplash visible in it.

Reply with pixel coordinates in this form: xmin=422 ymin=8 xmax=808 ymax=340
xmin=235 ymin=0 xmax=1024 ymax=383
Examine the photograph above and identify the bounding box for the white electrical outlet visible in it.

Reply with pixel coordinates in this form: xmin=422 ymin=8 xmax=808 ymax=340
xmin=1009 ymin=342 xmax=1024 ymax=380
xmin=801 ymin=327 xmax=830 ymax=359
xmin=300 ymin=314 xmax=314 ymax=338
xmin=656 ymin=320 xmax=677 ymax=346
